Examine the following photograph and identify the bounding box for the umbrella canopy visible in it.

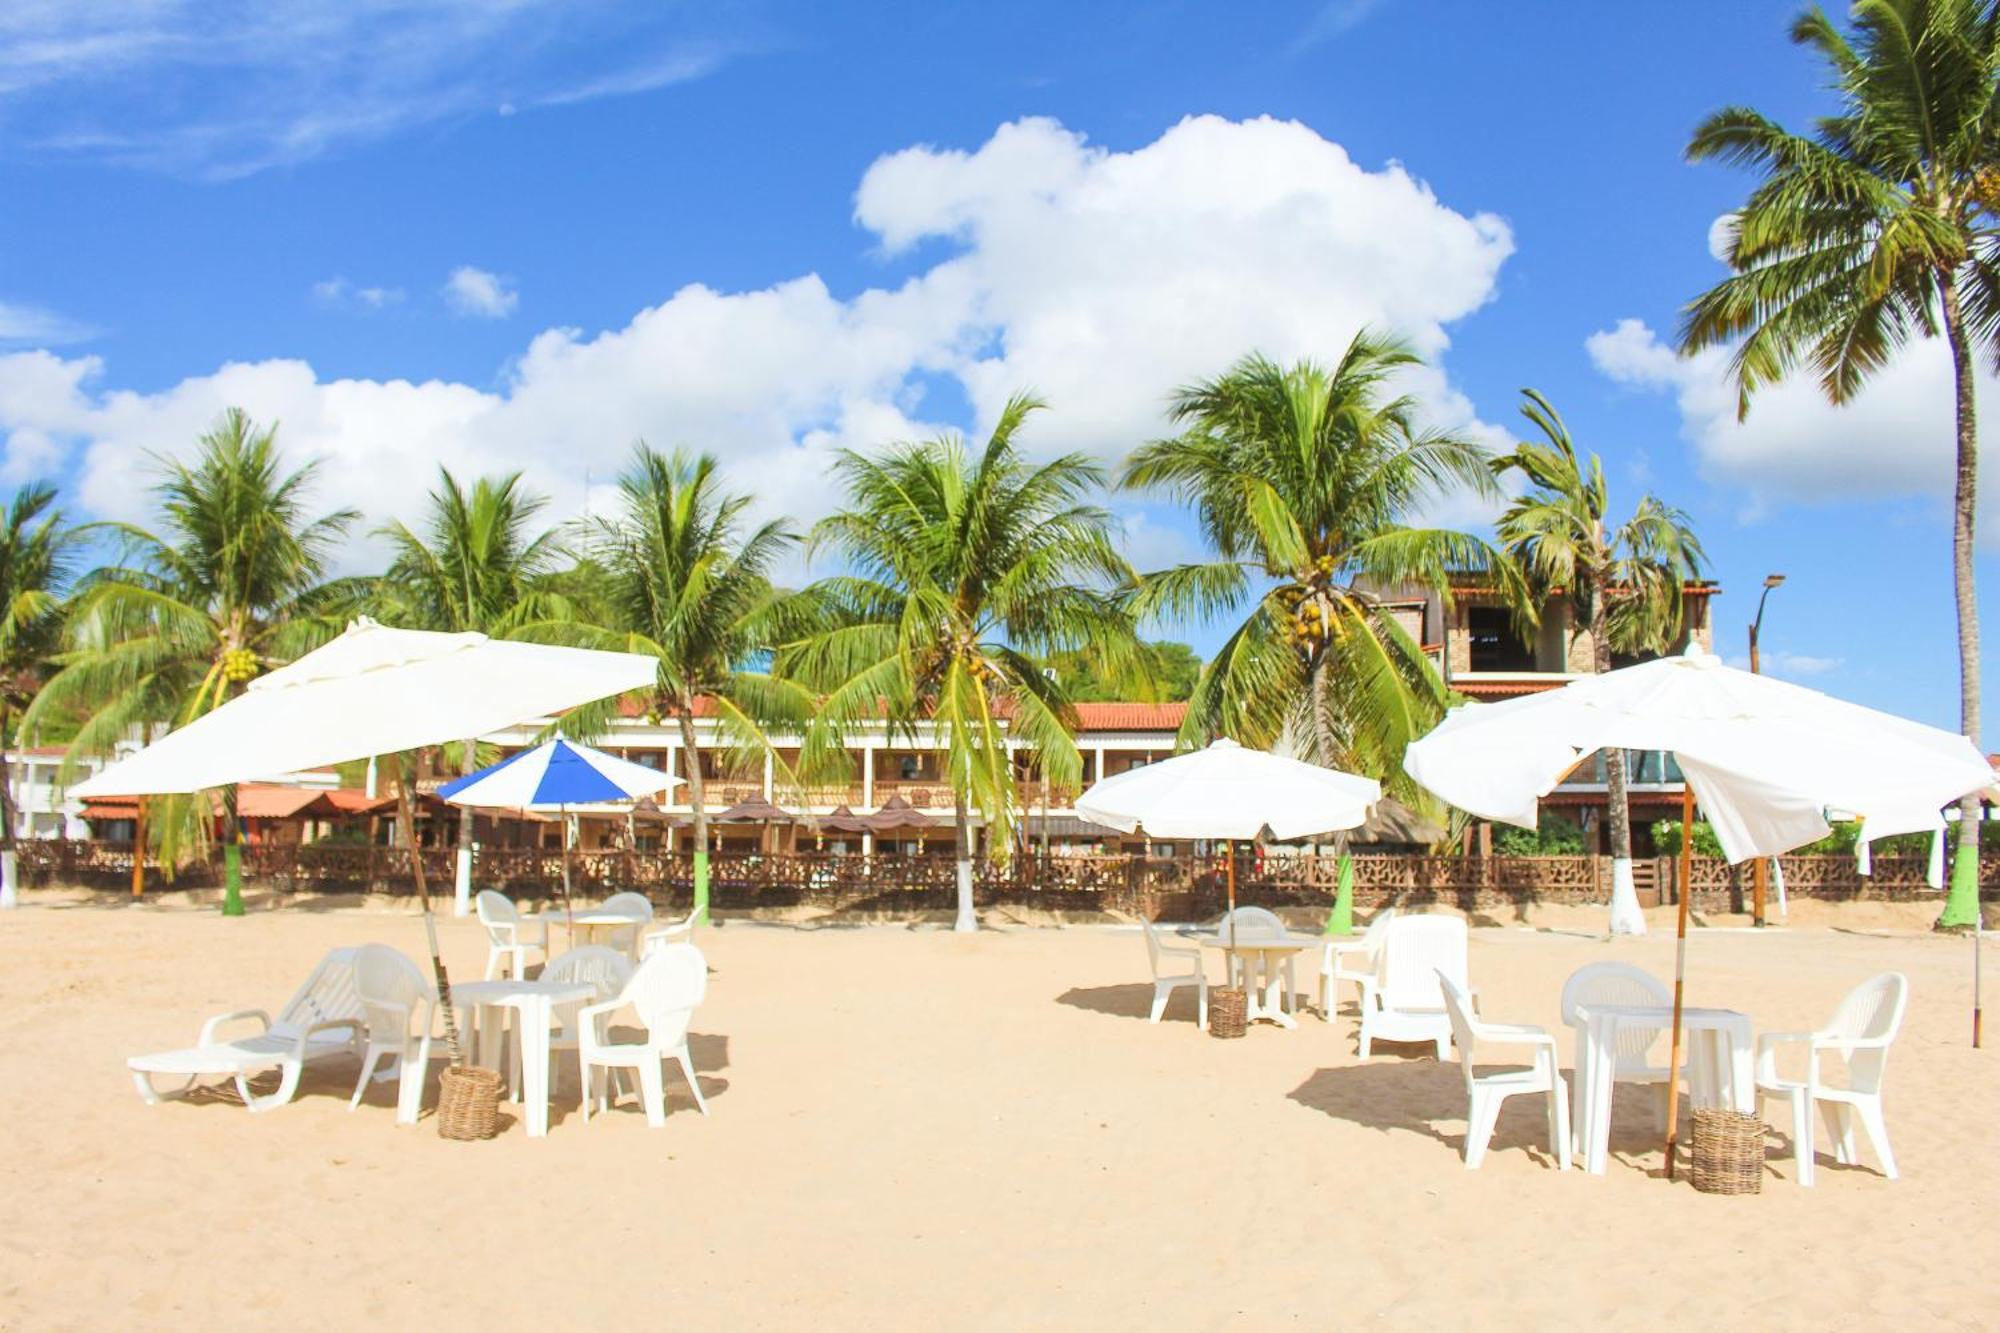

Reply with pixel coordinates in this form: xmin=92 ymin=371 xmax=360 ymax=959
xmin=74 ymin=619 xmax=660 ymax=797
xmin=712 ymin=796 xmax=800 ymax=824
xmin=815 ymin=803 xmax=874 ymax=834
xmin=1404 ymin=645 xmax=1992 ymax=862
xmin=865 ymin=794 xmax=938 ymax=831
xmin=437 ymin=738 xmax=679 ymax=810
xmin=1075 ymin=738 xmax=1381 ymax=840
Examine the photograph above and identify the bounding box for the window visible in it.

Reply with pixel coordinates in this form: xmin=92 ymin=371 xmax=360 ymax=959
xmin=898 ymin=755 xmax=920 ymax=781
xmin=1466 ymin=606 xmax=1535 ymax=672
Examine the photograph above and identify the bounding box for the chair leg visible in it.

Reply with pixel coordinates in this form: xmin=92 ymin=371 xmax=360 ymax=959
xmin=1790 ymin=1091 xmax=1816 ymax=1186
xmin=1465 ymin=1089 xmax=1502 ymax=1170
xmin=1197 ymin=977 xmax=1208 ymax=1030
xmin=636 ymin=1060 xmax=668 ymax=1128
xmin=1149 ymin=983 xmax=1169 ymax=1024
xmin=1821 ymin=1101 xmax=1856 ymax=1165
xmin=674 ymin=1046 xmax=709 ymax=1115
xmin=1550 ymin=1075 xmax=1572 ymax=1170
xmin=485 ymin=948 xmax=502 ymax=981
xmin=1358 ymin=1018 xmax=1373 ymax=1060
xmin=1318 ymin=970 xmax=1333 ymax=1022
xmin=350 ymin=1047 xmax=385 ymax=1111
xmin=247 ymin=1061 xmax=303 ymax=1113
xmin=1853 ymin=1098 xmax=1897 ymax=1179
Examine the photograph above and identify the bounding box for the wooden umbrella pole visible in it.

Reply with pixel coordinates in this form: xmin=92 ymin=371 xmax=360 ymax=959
xmin=561 ymin=805 xmax=575 ymax=927
xmin=401 ymin=758 xmax=463 ymax=1066
xmin=131 ymin=797 xmax=146 ymax=898
xmin=1664 ymin=781 xmax=1695 ymax=1180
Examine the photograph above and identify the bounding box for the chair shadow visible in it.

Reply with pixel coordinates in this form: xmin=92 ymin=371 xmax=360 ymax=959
xmin=1288 ymin=1063 xmax=1570 ymax=1170
xmin=1057 ymin=983 xmax=1190 ymax=1023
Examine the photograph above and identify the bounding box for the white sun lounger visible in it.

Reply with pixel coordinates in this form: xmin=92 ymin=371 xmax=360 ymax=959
xmin=128 ymin=947 xmax=369 ymax=1113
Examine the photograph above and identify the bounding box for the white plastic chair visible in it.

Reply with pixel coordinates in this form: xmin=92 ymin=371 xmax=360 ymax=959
xmin=476 ymin=889 xmax=548 ymax=979
xmin=1756 ymin=972 xmax=1908 ymax=1186
xmin=1357 ymin=915 xmax=1470 ymax=1060
xmin=537 ymin=945 xmax=636 ymax=1094
xmin=641 ymin=906 xmax=700 ymax=958
xmin=1317 ymin=907 xmax=1398 ymax=1022
xmin=1439 ymin=973 xmax=1570 ymax=1170
xmin=596 ymin=890 xmax=655 ymax=958
xmin=1141 ymin=916 xmax=1208 ymax=1025
xmin=1217 ymin=905 xmax=1296 ymax=1015
xmin=1560 ymin=962 xmax=1675 ymax=1134
xmin=128 ymin=947 xmax=367 ymax=1113
xmin=348 ymin=944 xmax=438 ymax=1125
xmin=578 ymin=943 xmax=710 ymax=1128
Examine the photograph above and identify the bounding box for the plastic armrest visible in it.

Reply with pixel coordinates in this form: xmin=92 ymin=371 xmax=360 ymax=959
xmin=200 ymin=1008 xmax=272 ymax=1044
xmin=1756 ymin=1029 xmax=1814 ymax=1054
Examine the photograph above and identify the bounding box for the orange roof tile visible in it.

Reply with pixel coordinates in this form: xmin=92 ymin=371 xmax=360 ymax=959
xmin=1071 ymin=702 xmax=1187 ymax=732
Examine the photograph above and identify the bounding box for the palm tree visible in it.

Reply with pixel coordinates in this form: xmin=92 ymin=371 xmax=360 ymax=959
xmin=376 ymin=468 xmax=574 ymax=913
xmin=1681 ymin=0 xmax=2000 ymax=926
xmin=0 ymin=485 xmax=82 ymax=907
xmin=1121 ymin=337 xmax=1515 ymax=806
xmin=1493 ymin=389 xmax=1707 ymax=934
xmin=25 ymin=409 xmax=360 ymax=913
xmin=786 ymin=394 xmax=1136 ymax=933
xmin=589 ymin=446 xmax=819 ymax=923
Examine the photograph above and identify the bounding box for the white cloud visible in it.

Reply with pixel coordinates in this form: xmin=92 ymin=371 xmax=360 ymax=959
xmin=311 ymin=277 xmax=403 ymax=311
xmin=0 ymin=2 xmax=750 ymax=178
xmin=1586 ymin=317 xmax=1996 ymax=531
xmin=443 ymin=267 xmax=517 ymax=319
xmin=0 ymin=115 xmax=1514 ymax=572
xmin=1292 ymin=0 xmax=1389 ymax=52
xmin=0 ymin=298 xmax=94 ymax=345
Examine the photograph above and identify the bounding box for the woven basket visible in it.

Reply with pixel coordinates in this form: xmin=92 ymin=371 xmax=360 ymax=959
xmin=436 ymin=1064 xmax=503 ymax=1141
xmin=1690 ymin=1107 xmax=1763 ymax=1194
xmin=1209 ymin=986 xmax=1248 ymax=1039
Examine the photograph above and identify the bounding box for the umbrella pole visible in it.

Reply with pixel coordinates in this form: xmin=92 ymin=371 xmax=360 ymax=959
xmin=401 ymin=759 xmax=462 ymax=1066
xmin=561 ymin=805 xmax=575 ymax=929
xmin=1226 ymin=839 xmax=1237 ymax=948
xmin=1664 ymin=783 xmax=1694 ymax=1180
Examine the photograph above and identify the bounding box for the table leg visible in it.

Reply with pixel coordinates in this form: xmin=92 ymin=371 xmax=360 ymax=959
xmin=1728 ymin=1021 xmax=1754 ymax=1114
xmin=1589 ymin=1018 xmax=1616 ymax=1175
xmin=1570 ymin=1024 xmax=1591 ymax=1160
xmin=473 ymin=1003 xmax=501 ymax=1077
xmin=1265 ymin=956 xmax=1297 ymax=1030
xmin=524 ymin=996 xmax=551 ymax=1138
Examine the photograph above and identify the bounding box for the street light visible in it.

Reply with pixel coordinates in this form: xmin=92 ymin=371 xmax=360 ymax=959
xmin=1748 ymin=573 xmax=1785 ymax=675
xmin=1748 ymin=573 xmax=1784 ymax=926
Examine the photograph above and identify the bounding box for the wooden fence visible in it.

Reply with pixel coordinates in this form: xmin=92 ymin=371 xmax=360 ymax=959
xmin=19 ymin=840 xmax=1992 ymax=916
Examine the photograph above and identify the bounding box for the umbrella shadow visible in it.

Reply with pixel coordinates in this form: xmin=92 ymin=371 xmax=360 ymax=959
xmin=1288 ymin=1063 xmax=1569 ymax=1170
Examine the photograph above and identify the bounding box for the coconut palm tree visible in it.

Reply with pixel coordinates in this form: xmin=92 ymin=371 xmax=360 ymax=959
xmin=1681 ymin=0 xmax=2000 ymax=926
xmin=0 ymin=484 xmax=82 ymax=907
xmin=376 ymin=468 xmax=575 ymax=912
xmin=1493 ymin=389 xmax=1707 ymax=934
xmin=25 ymin=409 xmax=360 ymax=913
xmin=587 ymin=445 xmax=820 ymax=923
xmin=1121 ymin=337 xmax=1516 ymax=805
xmin=785 ymin=394 xmax=1136 ymax=932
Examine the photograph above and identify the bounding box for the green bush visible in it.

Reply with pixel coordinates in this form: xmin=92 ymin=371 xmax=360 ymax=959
xmin=1493 ymin=812 xmax=1587 ymax=855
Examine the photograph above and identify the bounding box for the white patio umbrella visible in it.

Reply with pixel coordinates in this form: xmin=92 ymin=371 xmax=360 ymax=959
xmin=1403 ymin=644 xmax=1994 ymax=1174
xmin=1075 ymin=738 xmax=1381 ymax=945
xmin=438 ymin=736 xmax=681 ymax=918
xmin=72 ymin=618 xmax=659 ymax=1062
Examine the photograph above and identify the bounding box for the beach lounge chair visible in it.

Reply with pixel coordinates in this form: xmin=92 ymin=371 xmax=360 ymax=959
xmin=1560 ymin=961 xmax=1674 ymax=1132
xmin=578 ymin=943 xmax=710 ymax=1128
xmin=348 ymin=944 xmax=439 ymax=1125
xmin=1439 ymin=973 xmax=1570 ymax=1170
xmin=1356 ymin=915 xmax=1470 ymax=1060
xmin=1141 ymin=915 xmax=1208 ymax=1025
xmin=1317 ymin=907 xmax=1398 ymax=1022
xmin=477 ymin=889 xmax=548 ymax=979
xmin=128 ymin=947 xmax=368 ymax=1113
xmin=1756 ymin=972 xmax=1908 ymax=1186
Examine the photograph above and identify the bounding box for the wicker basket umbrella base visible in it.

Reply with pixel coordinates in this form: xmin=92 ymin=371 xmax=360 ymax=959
xmin=437 ymin=1064 xmax=504 ymax=1141
xmin=1689 ymin=1107 xmax=1763 ymax=1194
xmin=1209 ymin=986 xmax=1248 ymax=1039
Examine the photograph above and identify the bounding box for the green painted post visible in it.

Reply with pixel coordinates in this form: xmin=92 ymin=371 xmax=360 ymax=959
xmin=1325 ymin=853 xmax=1355 ymax=936
xmin=222 ymin=842 xmax=245 ymax=917
xmin=693 ymin=849 xmax=711 ymax=926
xmin=1938 ymin=835 xmax=1980 ymax=929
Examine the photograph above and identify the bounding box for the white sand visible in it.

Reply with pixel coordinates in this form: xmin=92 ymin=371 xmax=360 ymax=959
xmin=2 ymin=893 xmax=1995 ymax=1330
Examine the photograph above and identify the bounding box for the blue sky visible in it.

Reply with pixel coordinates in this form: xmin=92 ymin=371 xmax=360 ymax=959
xmin=0 ymin=1 xmax=1991 ymax=731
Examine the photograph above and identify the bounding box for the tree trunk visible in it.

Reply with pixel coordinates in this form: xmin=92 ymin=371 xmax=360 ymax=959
xmin=1308 ymin=650 xmax=1339 ymax=767
xmin=952 ymin=789 xmax=977 ymax=933
xmin=0 ymin=701 xmax=16 ymax=909
xmin=1939 ymin=273 xmax=1984 ymax=932
xmin=676 ymin=709 xmax=712 ymax=922
xmin=453 ymin=735 xmax=478 ymax=916
xmin=1595 ymin=593 xmax=1645 ymax=935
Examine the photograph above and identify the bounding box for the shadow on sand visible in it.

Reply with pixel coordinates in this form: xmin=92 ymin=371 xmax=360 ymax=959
xmin=1287 ymin=1062 xmax=1569 ymax=1170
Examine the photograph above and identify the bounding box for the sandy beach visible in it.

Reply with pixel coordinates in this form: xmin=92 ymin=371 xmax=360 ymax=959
xmin=2 ymin=894 xmax=1995 ymax=1331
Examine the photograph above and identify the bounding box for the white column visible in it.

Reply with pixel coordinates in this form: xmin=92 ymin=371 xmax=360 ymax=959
xmin=1093 ymin=746 xmax=1106 ymax=784
xmin=861 ymin=742 xmax=876 ymax=856
xmin=762 ymin=751 xmax=775 ymax=801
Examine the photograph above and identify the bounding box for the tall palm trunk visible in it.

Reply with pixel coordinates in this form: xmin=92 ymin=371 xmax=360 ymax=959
xmin=952 ymin=789 xmax=976 ymax=933
xmin=1594 ymin=587 xmax=1645 ymax=935
xmin=0 ymin=701 xmax=16 ymax=909
xmin=675 ymin=709 xmax=712 ymax=923
xmin=1939 ymin=274 xmax=1984 ymax=930
xmin=453 ymin=736 xmax=478 ymax=916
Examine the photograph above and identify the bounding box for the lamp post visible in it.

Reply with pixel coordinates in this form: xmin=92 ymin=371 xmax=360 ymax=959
xmin=1748 ymin=573 xmax=1785 ymax=925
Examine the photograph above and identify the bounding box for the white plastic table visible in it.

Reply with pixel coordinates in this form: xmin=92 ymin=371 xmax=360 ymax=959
xmin=450 ymin=978 xmax=593 ymax=1138
xmin=1572 ymin=1002 xmax=1754 ymax=1175
xmin=1195 ymin=933 xmax=1322 ymax=1029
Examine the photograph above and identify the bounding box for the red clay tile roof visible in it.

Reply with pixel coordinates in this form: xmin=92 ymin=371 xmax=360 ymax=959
xmin=1071 ymin=702 xmax=1187 ymax=731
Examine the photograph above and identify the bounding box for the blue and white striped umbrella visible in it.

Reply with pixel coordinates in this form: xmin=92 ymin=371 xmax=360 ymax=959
xmin=438 ymin=737 xmax=680 ymax=810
